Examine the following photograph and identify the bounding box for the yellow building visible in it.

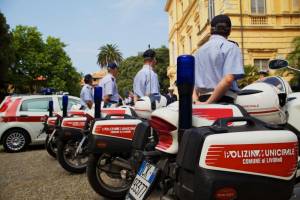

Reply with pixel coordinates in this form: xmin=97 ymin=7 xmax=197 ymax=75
xmin=165 ymin=0 xmax=300 ymax=84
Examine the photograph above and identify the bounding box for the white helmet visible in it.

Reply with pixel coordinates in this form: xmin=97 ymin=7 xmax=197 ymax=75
xmin=134 ymin=95 xmax=167 ymax=119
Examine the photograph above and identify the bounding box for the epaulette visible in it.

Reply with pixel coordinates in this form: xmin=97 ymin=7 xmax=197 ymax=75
xmin=228 ymin=40 xmax=239 ymax=47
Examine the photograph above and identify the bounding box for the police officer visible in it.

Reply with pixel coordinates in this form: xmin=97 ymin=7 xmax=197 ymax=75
xmin=194 ymin=14 xmax=244 ymax=104
xmin=133 ymin=49 xmax=160 ymax=101
xmin=80 ymin=74 xmax=94 ymax=109
xmin=99 ymin=63 xmax=120 ymax=107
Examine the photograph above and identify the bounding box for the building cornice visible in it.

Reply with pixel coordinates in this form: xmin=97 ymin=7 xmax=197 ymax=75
xmin=165 ymin=0 xmax=172 ymax=12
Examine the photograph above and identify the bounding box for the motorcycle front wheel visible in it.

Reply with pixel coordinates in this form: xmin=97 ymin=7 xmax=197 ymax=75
xmin=45 ymin=134 xmax=57 ymax=158
xmin=87 ymin=153 xmax=133 ymax=199
xmin=56 ymin=138 xmax=88 ymax=173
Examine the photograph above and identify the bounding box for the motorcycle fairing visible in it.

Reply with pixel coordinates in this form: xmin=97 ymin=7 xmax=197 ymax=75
xmin=152 ymin=104 xmax=245 ymax=154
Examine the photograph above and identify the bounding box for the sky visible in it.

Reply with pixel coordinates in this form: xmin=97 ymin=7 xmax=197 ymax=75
xmin=0 ymin=0 xmax=169 ymax=74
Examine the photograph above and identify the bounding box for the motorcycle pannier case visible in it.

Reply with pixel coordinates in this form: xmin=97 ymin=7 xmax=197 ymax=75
xmin=175 ymin=117 xmax=298 ymax=200
xmin=89 ymin=117 xmax=142 ymax=154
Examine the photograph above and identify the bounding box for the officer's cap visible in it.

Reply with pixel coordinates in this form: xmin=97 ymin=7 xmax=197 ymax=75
xmin=143 ymin=49 xmax=156 ymax=60
xmin=211 ymin=14 xmax=232 ymax=28
xmin=107 ymin=63 xmax=118 ymax=69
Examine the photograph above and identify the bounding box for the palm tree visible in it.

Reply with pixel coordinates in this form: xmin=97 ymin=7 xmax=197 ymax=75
xmin=97 ymin=44 xmax=123 ymax=68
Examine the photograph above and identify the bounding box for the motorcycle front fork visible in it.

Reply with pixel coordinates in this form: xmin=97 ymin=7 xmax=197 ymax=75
xmin=74 ymin=135 xmax=87 ymax=157
xmin=47 ymin=129 xmax=57 ymax=146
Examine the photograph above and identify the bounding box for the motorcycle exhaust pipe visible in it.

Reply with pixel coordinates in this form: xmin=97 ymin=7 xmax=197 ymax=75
xmin=176 ymin=55 xmax=195 ymax=144
xmin=48 ymin=100 xmax=53 ymax=117
xmin=94 ymin=86 xmax=102 ymax=118
xmin=62 ymin=95 xmax=68 ymax=117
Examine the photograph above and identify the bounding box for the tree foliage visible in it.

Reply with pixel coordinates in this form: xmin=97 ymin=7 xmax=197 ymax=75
xmin=0 ymin=11 xmax=15 ymax=101
xmin=287 ymin=36 xmax=300 ymax=88
xmin=117 ymin=46 xmax=169 ymax=96
xmin=9 ymin=25 xmax=81 ymax=95
xmin=97 ymin=44 xmax=123 ymax=67
xmin=237 ymin=65 xmax=260 ymax=88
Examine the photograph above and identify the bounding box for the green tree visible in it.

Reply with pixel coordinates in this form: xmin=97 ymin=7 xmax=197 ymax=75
xmin=287 ymin=36 xmax=300 ymax=89
xmin=10 ymin=25 xmax=81 ymax=95
xmin=238 ymin=65 xmax=260 ymax=88
xmin=10 ymin=25 xmax=45 ymax=93
xmin=97 ymin=44 xmax=123 ymax=67
xmin=0 ymin=12 xmax=15 ymax=100
xmin=117 ymin=46 xmax=169 ymax=96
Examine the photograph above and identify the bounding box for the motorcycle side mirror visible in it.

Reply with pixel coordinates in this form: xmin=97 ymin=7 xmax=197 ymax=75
xmin=269 ymin=59 xmax=289 ymax=70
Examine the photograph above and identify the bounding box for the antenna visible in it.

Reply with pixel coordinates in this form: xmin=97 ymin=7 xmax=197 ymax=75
xmin=148 ymin=44 xmax=151 ymax=49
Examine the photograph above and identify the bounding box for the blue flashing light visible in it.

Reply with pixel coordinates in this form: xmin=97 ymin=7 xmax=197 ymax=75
xmin=62 ymin=95 xmax=68 ymax=108
xmin=177 ymin=55 xmax=195 ymax=85
xmin=48 ymin=100 xmax=53 ymax=110
xmin=94 ymin=86 xmax=102 ymax=102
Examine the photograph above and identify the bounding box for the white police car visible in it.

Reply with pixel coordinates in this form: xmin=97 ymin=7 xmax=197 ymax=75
xmin=0 ymin=95 xmax=80 ymax=152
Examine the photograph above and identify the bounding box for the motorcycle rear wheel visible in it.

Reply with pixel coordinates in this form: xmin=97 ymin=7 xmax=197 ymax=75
xmin=57 ymin=138 xmax=88 ymax=173
xmin=87 ymin=153 xmax=133 ymax=199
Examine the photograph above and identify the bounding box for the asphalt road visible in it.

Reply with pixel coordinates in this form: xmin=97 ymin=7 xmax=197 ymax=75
xmin=0 ymin=145 xmax=160 ymax=200
xmin=1 ymin=145 xmax=300 ymax=200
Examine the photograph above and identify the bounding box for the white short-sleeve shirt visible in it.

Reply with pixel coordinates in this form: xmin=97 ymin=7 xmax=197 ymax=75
xmin=98 ymin=73 xmax=119 ymax=102
xmin=80 ymin=84 xmax=94 ymax=108
xmin=133 ymin=64 xmax=160 ymax=97
xmin=194 ymin=35 xmax=244 ymax=92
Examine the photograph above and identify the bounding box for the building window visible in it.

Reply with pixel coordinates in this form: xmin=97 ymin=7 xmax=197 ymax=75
xmin=189 ymin=36 xmax=193 ymax=53
xmin=251 ymin=0 xmax=266 ymax=15
xmin=254 ymin=59 xmax=269 ymax=71
xmin=293 ymin=0 xmax=300 ymax=10
xmin=208 ymin=0 xmax=215 ymax=21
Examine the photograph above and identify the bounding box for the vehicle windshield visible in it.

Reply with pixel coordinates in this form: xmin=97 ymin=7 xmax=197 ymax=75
xmin=258 ymin=77 xmax=286 ymax=93
xmin=58 ymin=97 xmax=80 ymax=110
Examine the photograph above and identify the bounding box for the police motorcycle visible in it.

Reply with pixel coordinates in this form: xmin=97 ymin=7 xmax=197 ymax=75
xmin=44 ymin=95 xmax=92 ymax=159
xmin=56 ymin=93 xmax=138 ymax=173
xmin=87 ymin=88 xmax=167 ymax=199
xmin=125 ymin=56 xmax=299 ymax=200
xmin=44 ymin=98 xmax=66 ymax=158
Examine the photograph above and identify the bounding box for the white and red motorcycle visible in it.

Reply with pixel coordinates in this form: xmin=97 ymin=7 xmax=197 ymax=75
xmin=126 ymin=58 xmax=300 ymax=200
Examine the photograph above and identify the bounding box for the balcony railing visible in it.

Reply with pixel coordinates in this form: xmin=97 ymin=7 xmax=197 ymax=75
xmin=250 ymin=16 xmax=268 ymax=25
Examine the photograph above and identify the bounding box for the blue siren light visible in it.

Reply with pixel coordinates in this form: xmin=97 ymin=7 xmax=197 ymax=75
xmin=94 ymin=86 xmax=102 ymax=102
xmin=177 ymin=55 xmax=195 ymax=85
xmin=48 ymin=100 xmax=53 ymax=110
xmin=62 ymin=95 xmax=68 ymax=108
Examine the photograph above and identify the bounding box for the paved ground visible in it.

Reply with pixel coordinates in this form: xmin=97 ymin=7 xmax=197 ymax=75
xmin=0 ymin=145 xmax=160 ymax=200
xmin=1 ymin=145 xmax=300 ymax=200
xmin=0 ymin=145 xmax=100 ymax=200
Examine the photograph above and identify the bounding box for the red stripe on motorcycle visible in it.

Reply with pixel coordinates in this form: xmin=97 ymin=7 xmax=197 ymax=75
xmin=248 ymin=109 xmax=279 ymax=115
xmin=62 ymin=120 xmax=86 ymax=129
xmin=47 ymin=119 xmax=57 ymax=126
xmin=203 ymin=142 xmax=298 ymax=178
xmin=192 ymin=108 xmax=233 ymax=120
xmin=94 ymin=124 xmax=136 ymax=140
xmin=102 ymin=109 xmax=126 ymax=115
xmin=156 ymin=134 xmax=173 ymax=150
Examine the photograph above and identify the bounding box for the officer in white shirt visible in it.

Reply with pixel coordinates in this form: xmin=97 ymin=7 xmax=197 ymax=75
xmin=133 ymin=49 xmax=160 ymax=101
xmin=99 ymin=63 xmax=120 ymax=107
xmin=80 ymin=74 xmax=94 ymax=109
xmin=194 ymin=14 xmax=244 ymax=104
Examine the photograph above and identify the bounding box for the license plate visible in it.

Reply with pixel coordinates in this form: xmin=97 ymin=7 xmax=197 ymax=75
xmin=127 ymin=161 xmax=158 ymax=200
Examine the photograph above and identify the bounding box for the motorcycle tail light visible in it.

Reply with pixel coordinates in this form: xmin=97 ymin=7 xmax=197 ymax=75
xmin=214 ymin=187 xmax=237 ymax=200
xmin=149 ymin=116 xmax=177 ymax=135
